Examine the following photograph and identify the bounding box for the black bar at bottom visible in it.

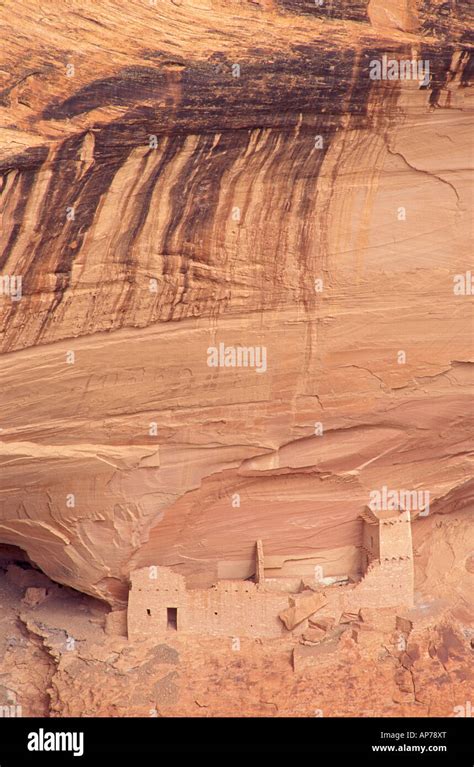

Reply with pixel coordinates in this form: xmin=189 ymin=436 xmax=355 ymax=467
xmin=0 ymin=716 xmax=472 ymax=763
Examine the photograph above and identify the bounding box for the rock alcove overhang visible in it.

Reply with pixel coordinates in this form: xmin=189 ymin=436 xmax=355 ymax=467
xmin=0 ymin=1 xmax=472 ymax=604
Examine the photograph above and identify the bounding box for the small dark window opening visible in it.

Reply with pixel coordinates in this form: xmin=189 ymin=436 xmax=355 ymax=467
xmin=370 ymin=536 xmax=374 ymax=549
xmin=147 ymin=609 xmax=151 ymax=616
xmin=167 ymin=607 xmax=177 ymax=630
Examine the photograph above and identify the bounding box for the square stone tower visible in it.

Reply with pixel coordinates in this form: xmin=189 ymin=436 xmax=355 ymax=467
xmin=358 ymin=507 xmax=414 ymax=608
xmin=361 ymin=508 xmax=413 ymax=565
xmin=377 ymin=509 xmax=413 ymax=562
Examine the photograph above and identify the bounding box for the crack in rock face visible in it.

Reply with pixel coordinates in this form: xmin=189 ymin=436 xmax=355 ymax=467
xmin=0 ymin=0 xmax=472 ymax=721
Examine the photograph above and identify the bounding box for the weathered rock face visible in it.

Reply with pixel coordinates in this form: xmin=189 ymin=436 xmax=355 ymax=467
xmin=0 ymin=0 xmax=472 ymax=604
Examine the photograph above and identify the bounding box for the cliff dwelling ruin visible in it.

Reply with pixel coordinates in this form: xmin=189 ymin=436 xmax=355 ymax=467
xmin=128 ymin=508 xmax=415 ymax=640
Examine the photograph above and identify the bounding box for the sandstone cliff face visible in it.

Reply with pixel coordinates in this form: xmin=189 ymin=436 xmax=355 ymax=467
xmin=0 ymin=0 xmax=472 ymax=604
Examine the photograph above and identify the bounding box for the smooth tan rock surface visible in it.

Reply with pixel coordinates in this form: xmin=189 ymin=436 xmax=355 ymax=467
xmin=279 ymin=591 xmax=328 ymax=630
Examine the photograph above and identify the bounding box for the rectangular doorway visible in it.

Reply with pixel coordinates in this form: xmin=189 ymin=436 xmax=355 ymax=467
xmin=167 ymin=607 xmax=177 ymax=630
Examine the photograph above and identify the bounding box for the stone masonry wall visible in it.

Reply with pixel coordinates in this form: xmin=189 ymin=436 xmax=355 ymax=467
xmin=128 ymin=566 xmax=289 ymax=640
xmin=316 ymin=558 xmax=414 ymax=620
xmin=379 ymin=512 xmax=413 ymax=560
